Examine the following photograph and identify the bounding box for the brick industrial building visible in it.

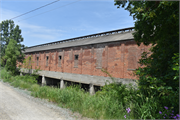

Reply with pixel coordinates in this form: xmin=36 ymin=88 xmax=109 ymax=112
xmin=19 ymin=27 xmax=151 ymax=94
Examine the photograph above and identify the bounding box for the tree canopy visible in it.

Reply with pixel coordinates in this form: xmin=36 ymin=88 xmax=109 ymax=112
xmin=0 ymin=20 xmax=25 ymax=66
xmin=4 ymin=39 xmax=21 ymax=75
xmin=114 ymin=0 xmax=179 ymax=115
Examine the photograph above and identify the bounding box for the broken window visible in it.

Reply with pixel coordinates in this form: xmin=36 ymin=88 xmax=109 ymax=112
xmin=58 ymin=56 xmax=62 ymax=67
xmin=74 ymin=55 xmax=79 ymax=67
xmin=46 ymin=56 xmax=49 ymax=66
xmin=75 ymin=55 xmax=79 ymax=60
xmin=37 ymin=57 xmax=39 ymax=66
xmin=29 ymin=57 xmax=31 ymax=66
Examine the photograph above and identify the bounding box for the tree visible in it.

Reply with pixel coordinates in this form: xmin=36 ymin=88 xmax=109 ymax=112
xmin=0 ymin=20 xmax=25 ymax=66
xmin=4 ymin=39 xmax=22 ymax=75
xmin=114 ymin=0 xmax=179 ymax=115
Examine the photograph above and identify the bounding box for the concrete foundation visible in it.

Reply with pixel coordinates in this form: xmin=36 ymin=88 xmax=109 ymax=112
xmin=60 ymin=79 xmax=65 ymax=89
xmin=42 ymin=75 xmax=46 ymax=86
xmin=89 ymin=83 xmax=95 ymax=95
xmin=20 ymin=68 xmax=138 ymax=87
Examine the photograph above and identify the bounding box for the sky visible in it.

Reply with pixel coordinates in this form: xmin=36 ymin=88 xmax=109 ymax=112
xmin=0 ymin=0 xmax=135 ymax=47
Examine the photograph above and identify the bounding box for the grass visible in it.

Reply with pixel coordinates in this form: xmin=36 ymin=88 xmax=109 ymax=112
xmin=0 ymin=68 xmax=179 ymax=119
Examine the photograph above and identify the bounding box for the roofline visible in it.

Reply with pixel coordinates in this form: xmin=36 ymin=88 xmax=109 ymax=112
xmin=26 ymin=27 xmax=135 ymax=49
xmin=24 ymin=38 xmax=135 ymax=54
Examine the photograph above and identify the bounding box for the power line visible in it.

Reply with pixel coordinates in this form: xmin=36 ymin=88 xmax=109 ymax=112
xmin=10 ymin=0 xmax=60 ymax=20
xmin=17 ymin=0 xmax=81 ymax=22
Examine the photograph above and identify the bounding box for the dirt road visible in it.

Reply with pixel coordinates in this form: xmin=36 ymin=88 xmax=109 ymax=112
xmin=0 ymin=81 xmax=76 ymax=120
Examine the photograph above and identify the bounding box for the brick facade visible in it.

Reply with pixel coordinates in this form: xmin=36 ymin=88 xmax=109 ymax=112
xmin=19 ymin=40 xmax=151 ymax=80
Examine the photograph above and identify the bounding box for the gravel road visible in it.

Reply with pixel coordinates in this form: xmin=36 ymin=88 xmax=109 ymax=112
xmin=0 ymin=80 xmax=92 ymax=120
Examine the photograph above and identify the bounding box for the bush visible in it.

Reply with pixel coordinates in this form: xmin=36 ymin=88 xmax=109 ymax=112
xmin=136 ymin=53 xmax=179 ymax=116
xmin=0 ymin=68 xmax=12 ymax=81
xmin=96 ymin=82 xmax=137 ymax=108
xmin=30 ymin=84 xmax=40 ymax=92
xmin=1 ymin=67 xmax=178 ymax=119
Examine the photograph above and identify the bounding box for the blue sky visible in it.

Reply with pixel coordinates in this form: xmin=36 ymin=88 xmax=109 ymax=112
xmin=0 ymin=0 xmax=135 ymax=47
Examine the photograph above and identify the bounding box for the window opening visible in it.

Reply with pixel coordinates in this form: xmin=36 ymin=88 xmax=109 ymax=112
xmin=29 ymin=57 xmax=31 ymax=66
xmin=59 ymin=56 xmax=62 ymax=60
xmin=74 ymin=55 xmax=79 ymax=68
xmin=58 ymin=56 xmax=62 ymax=67
xmin=46 ymin=56 xmax=49 ymax=66
xmin=37 ymin=57 xmax=39 ymax=66
xmin=75 ymin=55 xmax=79 ymax=60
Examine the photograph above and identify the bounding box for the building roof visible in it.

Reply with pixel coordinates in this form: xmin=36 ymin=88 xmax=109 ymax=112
xmin=24 ymin=27 xmax=135 ymax=53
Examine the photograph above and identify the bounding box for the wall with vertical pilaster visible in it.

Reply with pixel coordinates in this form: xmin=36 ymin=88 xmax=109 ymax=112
xmin=21 ymin=40 xmax=151 ymax=80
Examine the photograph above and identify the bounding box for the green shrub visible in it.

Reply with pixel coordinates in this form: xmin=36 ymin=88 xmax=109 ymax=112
xmin=2 ymin=67 xmax=178 ymax=119
xmin=0 ymin=68 xmax=12 ymax=81
xmin=19 ymin=81 xmax=31 ymax=89
xmin=30 ymin=84 xmax=40 ymax=92
xmin=96 ymin=82 xmax=137 ymax=108
xmin=135 ymin=53 xmax=179 ymax=117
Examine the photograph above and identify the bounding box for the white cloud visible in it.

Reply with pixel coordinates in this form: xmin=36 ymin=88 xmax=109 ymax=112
xmin=0 ymin=9 xmax=19 ymax=22
xmin=31 ymin=34 xmax=56 ymax=40
xmin=0 ymin=8 xmax=65 ymax=46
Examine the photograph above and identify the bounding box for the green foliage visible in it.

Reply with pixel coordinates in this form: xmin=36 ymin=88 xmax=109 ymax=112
xmin=1 ymin=67 xmax=179 ymax=119
xmin=0 ymin=68 xmax=11 ymax=80
xmin=4 ymin=39 xmax=22 ymax=75
xmin=22 ymin=55 xmax=41 ymax=79
xmin=29 ymin=84 xmax=40 ymax=93
xmin=0 ymin=68 xmax=133 ymax=119
xmin=22 ymin=56 xmax=33 ymax=69
xmin=0 ymin=19 xmax=25 ymax=67
xmin=136 ymin=53 xmax=179 ymax=113
xmin=96 ymin=82 xmax=136 ymax=108
xmin=115 ymin=1 xmax=179 ymax=117
xmin=0 ymin=68 xmax=37 ymax=86
xmin=32 ymin=84 xmax=129 ymax=119
xmin=133 ymin=93 xmax=158 ymax=119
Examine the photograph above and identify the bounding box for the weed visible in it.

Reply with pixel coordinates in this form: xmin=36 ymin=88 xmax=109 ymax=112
xmin=0 ymin=68 xmax=179 ymax=119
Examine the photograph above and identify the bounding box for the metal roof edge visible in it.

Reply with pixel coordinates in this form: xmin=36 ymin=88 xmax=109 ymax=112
xmin=23 ymin=38 xmax=135 ymax=54
xmin=26 ymin=27 xmax=135 ymax=49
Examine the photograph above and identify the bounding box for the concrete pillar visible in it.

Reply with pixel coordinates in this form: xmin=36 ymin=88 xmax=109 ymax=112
xmin=60 ymin=79 xmax=65 ymax=89
xmin=20 ymin=72 xmax=22 ymax=76
xmin=89 ymin=83 xmax=95 ymax=95
xmin=42 ymin=75 xmax=46 ymax=86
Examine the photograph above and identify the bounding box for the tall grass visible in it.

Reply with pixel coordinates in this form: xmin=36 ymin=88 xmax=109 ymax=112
xmin=31 ymin=84 xmax=130 ymax=119
xmin=0 ymin=68 xmax=38 ymax=91
xmin=0 ymin=68 xmax=179 ymax=119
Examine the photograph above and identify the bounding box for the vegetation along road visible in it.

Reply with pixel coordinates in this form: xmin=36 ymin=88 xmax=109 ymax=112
xmin=0 ymin=81 xmax=79 ymax=120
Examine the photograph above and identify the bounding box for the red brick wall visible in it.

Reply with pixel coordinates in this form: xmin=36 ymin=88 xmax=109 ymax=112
xmin=22 ymin=40 xmax=151 ymax=79
xmin=82 ymin=46 xmax=92 ymax=75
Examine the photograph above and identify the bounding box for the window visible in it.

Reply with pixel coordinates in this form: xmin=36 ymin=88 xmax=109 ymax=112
xmin=96 ymin=48 xmax=102 ymax=69
xmin=75 ymin=55 xmax=79 ymax=60
xmin=127 ymin=47 xmax=138 ymax=70
xmin=46 ymin=56 xmax=49 ymax=66
xmin=37 ymin=57 xmax=39 ymax=66
xmin=74 ymin=55 xmax=79 ymax=68
xmin=29 ymin=57 xmax=31 ymax=66
xmin=58 ymin=56 xmax=62 ymax=67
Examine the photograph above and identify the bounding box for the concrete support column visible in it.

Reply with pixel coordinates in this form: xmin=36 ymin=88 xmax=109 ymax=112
xmin=20 ymin=72 xmax=22 ymax=76
xmin=89 ymin=83 xmax=95 ymax=95
xmin=60 ymin=79 xmax=65 ymax=89
xmin=42 ymin=75 xmax=46 ymax=86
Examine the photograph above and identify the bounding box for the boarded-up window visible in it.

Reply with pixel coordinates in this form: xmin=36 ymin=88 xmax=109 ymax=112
xmin=95 ymin=48 xmax=103 ymax=69
xmin=58 ymin=56 xmax=62 ymax=67
xmin=74 ymin=55 xmax=79 ymax=68
xmin=29 ymin=57 xmax=31 ymax=66
xmin=128 ymin=47 xmax=138 ymax=70
xmin=36 ymin=57 xmax=39 ymax=66
xmin=46 ymin=56 xmax=49 ymax=66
